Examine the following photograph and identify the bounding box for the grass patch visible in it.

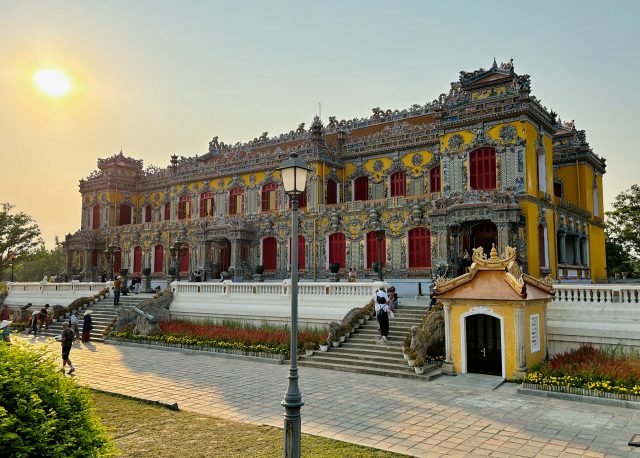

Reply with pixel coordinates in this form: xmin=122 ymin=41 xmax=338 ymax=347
xmin=92 ymin=392 xmax=407 ymax=458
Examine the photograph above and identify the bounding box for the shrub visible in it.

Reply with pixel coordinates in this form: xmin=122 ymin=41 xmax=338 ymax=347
xmin=303 ymin=341 xmax=318 ymax=351
xmin=0 ymin=343 xmax=115 ymax=457
xmin=414 ymin=356 xmax=425 ymax=367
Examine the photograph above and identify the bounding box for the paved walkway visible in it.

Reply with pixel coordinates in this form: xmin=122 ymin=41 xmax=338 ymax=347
xmin=18 ymin=336 xmax=640 ymax=457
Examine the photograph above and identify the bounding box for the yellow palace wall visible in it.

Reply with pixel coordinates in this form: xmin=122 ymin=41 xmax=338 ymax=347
xmin=450 ymin=300 xmax=547 ymax=379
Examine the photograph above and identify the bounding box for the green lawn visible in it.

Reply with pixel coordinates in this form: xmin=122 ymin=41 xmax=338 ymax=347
xmin=92 ymin=392 xmax=407 ymax=458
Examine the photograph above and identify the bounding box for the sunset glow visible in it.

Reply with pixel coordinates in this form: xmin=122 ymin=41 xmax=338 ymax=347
xmin=33 ymin=69 xmax=71 ymax=97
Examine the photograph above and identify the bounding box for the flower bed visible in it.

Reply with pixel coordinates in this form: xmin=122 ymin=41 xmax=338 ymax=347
xmin=522 ymin=345 xmax=640 ymax=402
xmin=109 ymin=320 xmax=327 ymax=358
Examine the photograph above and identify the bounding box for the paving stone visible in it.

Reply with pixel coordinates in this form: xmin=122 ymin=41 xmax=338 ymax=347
xmin=17 ymin=337 xmax=640 ymax=458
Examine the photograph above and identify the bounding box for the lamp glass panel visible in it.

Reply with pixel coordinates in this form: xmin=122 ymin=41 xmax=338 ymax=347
xmin=281 ymin=166 xmax=296 ymax=193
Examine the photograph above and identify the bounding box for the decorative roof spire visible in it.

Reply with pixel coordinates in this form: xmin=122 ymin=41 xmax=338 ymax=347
xmin=492 ymin=57 xmax=498 ymax=69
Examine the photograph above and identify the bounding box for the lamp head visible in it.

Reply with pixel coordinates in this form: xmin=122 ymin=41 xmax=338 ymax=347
xmin=278 ymin=152 xmax=309 ymax=195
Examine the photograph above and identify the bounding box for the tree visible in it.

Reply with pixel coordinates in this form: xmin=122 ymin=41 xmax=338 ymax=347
xmin=0 ymin=343 xmax=115 ymax=456
xmin=0 ymin=203 xmax=43 ymax=280
xmin=13 ymin=237 xmax=65 ymax=281
xmin=605 ymin=185 xmax=640 ymax=277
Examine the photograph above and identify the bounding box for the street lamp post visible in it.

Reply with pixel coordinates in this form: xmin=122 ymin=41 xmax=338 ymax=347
xmin=104 ymin=244 xmax=120 ymax=281
xmin=278 ymin=152 xmax=309 ymax=458
xmin=376 ymin=229 xmax=385 ymax=281
xmin=170 ymin=240 xmax=186 ymax=282
xmin=7 ymin=251 xmax=16 ymax=282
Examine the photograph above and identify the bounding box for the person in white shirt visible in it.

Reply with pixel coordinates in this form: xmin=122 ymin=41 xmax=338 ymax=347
xmin=69 ymin=311 xmax=80 ymax=339
xmin=374 ymin=289 xmax=391 ymax=343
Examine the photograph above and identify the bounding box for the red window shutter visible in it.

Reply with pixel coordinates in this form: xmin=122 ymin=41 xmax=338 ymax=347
xmin=328 ymin=233 xmax=346 ymax=268
xmin=326 ymin=179 xmax=338 ymax=205
xmin=408 ymin=227 xmax=431 ymax=268
xmin=470 ymin=148 xmax=496 ymax=190
xmin=92 ymin=206 xmax=100 ymax=229
xmin=179 ymin=244 xmax=189 ymax=272
xmin=154 ymin=245 xmax=164 ymax=272
xmin=354 ymin=176 xmax=368 ymax=201
xmin=262 ymin=183 xmax=276 ymax=211
xmin=200 ymin=192 xmax=213 ymax=217
xmin=133 ymin=246 xmax=142 ymax=273
xmin=229 ymin=188 xmax=243 ymax=214
xmin=200 ymin=196 xmax=205 ymax=217
xmin=262 ymin=237 xmax=277 ymax=270
xmin=164 ymin=203 xmax=171 ymax=221
xmin=366 ymin=232 xmax=385 ymax=268
xmin=390 ymin=172 xmax=406 ymax=197
xmin=114 ymin=252 xmax=122 ymax=273
xmin=430 ymin=167 xmax=441 ymax=193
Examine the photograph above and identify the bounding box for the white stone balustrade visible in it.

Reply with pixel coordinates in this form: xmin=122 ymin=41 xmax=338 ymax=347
xmin=548 ymin=284 xmax=640 ymax=354
xmin=5 ymin=282 xmax=110 ymax=307
xmin=169 ymin=280 xmax=389 ymax=326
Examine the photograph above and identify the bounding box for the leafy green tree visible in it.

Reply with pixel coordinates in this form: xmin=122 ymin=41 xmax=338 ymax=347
xmin=0 ymin=343 xmax=115 ymax=457
xmin=0 ymin=203 xmax=43 ymax=281
xmin=13 ymin=237 xmax=65 ymax=282
xmin=606 ymin=185 xmax=640 ymax=277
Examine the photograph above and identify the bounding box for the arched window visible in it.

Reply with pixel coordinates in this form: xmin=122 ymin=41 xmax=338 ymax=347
xmin=229 ymin=187 xmax=244 ymax=215
xmin=289 ymin=235 xmax=305 ymax=270
xmin=326 ymin=179 xmax=338 ymax=205
xmin=261 ymin=183 xmax=278 ymax=211
xmin=200 ymin=192 xmax=214 ymax=217
xmin=154 ymin=245 xmax=164 ymax=273
xmin=144 ymin=205 xmax=152 ymax=223
xmin=133 ymin=246 xmax=142 ymax=273
xmin=262 ymin=237 xmax=277 ymax=271
xmin=408 ymin=228 xmax=431 ymax=268
xmin=179 ymin=243 xmax=189 ymax=272
xmin=354 ymin=176 xmax=368 ymax=201
xmin=92 ymin=205 xmax=100 ymax=229
xmin=164 ymin=202 xmax=171 ymax=221
xmin=178 ymin=195 xmax=191 ymax=220
xmin=366 ymin=231 xmax=386 ymax=268
xmin=328 ymin=232 xmax=346 ymax=269
xmin=390 ymin=172 xmax=406 ymax=197
xmin=429 ymin=166 xmax=441 ymax=193
xmin=118 ymin=205 xmax=132 ymax=226
xmin=469 ymin=147 xmax=496 ymax=190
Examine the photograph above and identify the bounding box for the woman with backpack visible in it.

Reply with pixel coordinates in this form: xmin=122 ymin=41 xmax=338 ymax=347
xmin=375 ymin=288 xmax=391 ymax=343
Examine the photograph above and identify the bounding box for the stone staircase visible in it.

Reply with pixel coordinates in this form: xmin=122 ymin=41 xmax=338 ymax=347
xmin=35 ymin=293 xmax=153 ymax=343
xmin=299 ymin=300 xmax=442 ymax=381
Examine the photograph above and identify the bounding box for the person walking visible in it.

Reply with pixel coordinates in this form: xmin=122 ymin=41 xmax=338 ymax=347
xmin=26 ymin=311 xmax=38 ymax=336
xmin=132 ymin=275 xmax=141 ymax=294
xmin=0 ymin=304 xmax=10 ymax=321
xmin=375 ymin=292 xmax=391 ymax=343
xmin=38 ymin=304 xmax=51 ymax=332
xmin=113 ymin=277 xmax=122 ymax=305
xmin=1 ymin=320 xmax=12 ymax=343
xmin=82 ymin=310 xmax=93 ymax=342
xmin=60 ymin=322 xmax=75 ymax=374
xmin=70 ymin=311 xmax=80 ymax=339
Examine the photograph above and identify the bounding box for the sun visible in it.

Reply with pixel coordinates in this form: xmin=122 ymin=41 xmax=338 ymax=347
xmin=33 ymin=69 xmax=71 ymax=97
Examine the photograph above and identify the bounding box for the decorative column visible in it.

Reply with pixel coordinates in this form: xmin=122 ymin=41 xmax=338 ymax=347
xmin=558 ymin=231 xmax=567 ymax=264
xmin=82 ymin=249 xmax=90 ymax=274
xmin=514 ymin=305 xmax=527 ymax=379
xmin=573 ymin=235 xmax=581 ymax=265
xmin=497 ymin=222 xmax=510 ymax=253
xmin=229 ymin=238 xmax=240 ymax=278
xmin=442 ymin=301 xmax=454 ymax=375
xmin=580 ymin=237 xmax=589 ymax=267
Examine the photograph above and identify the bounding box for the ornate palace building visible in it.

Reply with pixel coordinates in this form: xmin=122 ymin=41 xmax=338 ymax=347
xmin=64 ymin=60 xmax=607 ymax=283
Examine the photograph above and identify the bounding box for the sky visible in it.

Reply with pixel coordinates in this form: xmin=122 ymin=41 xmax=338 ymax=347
xmin=0 ymin=0 xmax=638 ymax=247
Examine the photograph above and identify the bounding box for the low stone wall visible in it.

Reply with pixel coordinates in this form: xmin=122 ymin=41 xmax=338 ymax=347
xmin=169 ymin=280 xmax=388 ymax=326
xmin=5 ymin=282 xmax=110 ymax=307
xmin=547 ymin=284 xmax=640 ymax=354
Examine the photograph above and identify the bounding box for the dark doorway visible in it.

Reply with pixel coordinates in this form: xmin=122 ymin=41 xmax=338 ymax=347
xmin=219 ymin=240 xmax=231 ymax=273
xmin=466 ymin=314 xmax=502 ymax=376
xmin=470 ymin=221 xmax=498 ymax=256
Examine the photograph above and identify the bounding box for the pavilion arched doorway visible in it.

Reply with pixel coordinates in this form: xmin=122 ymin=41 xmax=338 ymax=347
xmin=465 ymin=314 xmax=502 ymax=376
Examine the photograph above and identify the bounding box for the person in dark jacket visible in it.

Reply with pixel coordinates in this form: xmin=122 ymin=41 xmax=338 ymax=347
xmin=82 ymin=310 xmax=93 ymax=342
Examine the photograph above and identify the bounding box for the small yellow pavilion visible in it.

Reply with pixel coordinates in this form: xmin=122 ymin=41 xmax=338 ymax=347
xmin=433 ymin=245 xmax=554 ymax=379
